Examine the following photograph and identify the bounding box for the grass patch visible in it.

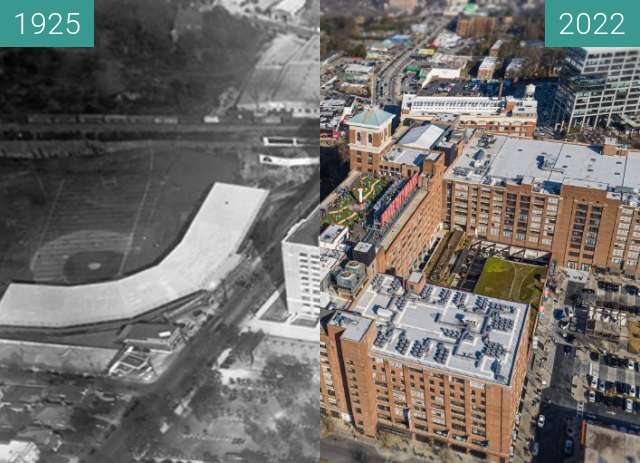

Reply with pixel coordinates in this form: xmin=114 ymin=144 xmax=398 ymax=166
xmin=474 ymin=257 xmax=546 ymax=307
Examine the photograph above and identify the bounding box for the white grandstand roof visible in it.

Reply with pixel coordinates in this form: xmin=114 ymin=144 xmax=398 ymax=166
xmin=0 ymin=183 xmax=269 ymax=328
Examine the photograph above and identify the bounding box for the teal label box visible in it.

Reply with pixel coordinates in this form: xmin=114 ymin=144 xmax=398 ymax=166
xmin=0 ymin=0 xmax=93 ymax=47
xmin=545 ymin=0 xmax=640 ymax=47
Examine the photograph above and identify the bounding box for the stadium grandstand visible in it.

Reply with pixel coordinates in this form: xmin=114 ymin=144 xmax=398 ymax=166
xmin=0 ymin=183 xmax=268 ymax=328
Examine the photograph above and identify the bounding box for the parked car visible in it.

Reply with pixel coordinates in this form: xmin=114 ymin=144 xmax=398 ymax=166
xmin=626 ymin=399 xmax=634 ymax=413
xmin=537 ymin=415 xmax=546 ymax=428
xmin=531 ymin=442 xmax=540 ymax=456
xmin=564 ymin=439 xmax=574 ymax=456
xmin=588 ymin=390 xmax=596 ymax=403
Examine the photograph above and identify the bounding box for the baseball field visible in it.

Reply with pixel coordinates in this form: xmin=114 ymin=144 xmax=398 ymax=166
xmin=0 ymin=146 xmax=242 ymax=295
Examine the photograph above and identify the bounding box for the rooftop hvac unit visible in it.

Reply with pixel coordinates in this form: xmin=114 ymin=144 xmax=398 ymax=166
xmin=345 ymin=260 xmax=365 ymax=276
xmin=337 ymin=270 xmax=360 ymax=290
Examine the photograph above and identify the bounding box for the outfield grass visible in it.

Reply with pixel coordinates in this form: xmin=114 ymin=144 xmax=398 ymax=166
xmin=474 ymin=257 xmax=546 ymax=307
xmin=0 ymin=145 xmax=242 ymax=287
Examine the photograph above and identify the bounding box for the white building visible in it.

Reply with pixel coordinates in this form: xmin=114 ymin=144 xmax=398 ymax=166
xmin=0 ymin=440 xmax=40 ymax=463
xmin=281 ymin=210 xmax=347 ymax=320
xmin=553 ymin=47 xmax=640 ymax=130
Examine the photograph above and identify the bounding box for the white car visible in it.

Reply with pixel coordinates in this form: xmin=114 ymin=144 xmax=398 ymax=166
xmin=538 ymin=415 xmax=546 ymax=428
xmin=588 ymin=390 xmax=596 ymax=402
xmin=626 ymin=399 xmax=634 ymax=413
xmin=628 ymin=360 xmax=635 ymax=370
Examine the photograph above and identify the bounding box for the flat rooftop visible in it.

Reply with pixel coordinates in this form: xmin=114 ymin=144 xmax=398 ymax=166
xmin=446 ymin=134 xmax=640 ymax=200
xmin=0 ymin=183 xmax=269 ymax=328
xmin=397 ymin=124 xmax=445 ymax=151
xmin=583 ymin=423 xmax=640 ymax=463
xmin=418 ymin=79 xmax=485 ymax=97
xmin=286 ymin=208 xmax=320 ymax=247
xmin=352 ymin=274 xmax=530 ymax=385
xmin=328 ymin=310 xmax=372 ymax=342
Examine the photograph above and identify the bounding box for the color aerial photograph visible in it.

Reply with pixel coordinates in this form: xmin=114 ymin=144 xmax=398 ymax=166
xmin=319 ymin=0 xmax=640 ymax=462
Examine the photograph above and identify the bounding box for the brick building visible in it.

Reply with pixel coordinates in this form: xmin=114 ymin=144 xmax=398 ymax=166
xmin=321 ymin=275 xmax=533 ymax=462
xmin=348 ymin=108 xmax=395 ymax=174
xmin=456 ymin=15 xmax=497 ymax=38
xmin=346 ymin=118 xmax=451 ymax=278
xmin=401 ymin=90 xmax=538 ymax=139
xmin=444 ymin=133 xmax=640 ymax=275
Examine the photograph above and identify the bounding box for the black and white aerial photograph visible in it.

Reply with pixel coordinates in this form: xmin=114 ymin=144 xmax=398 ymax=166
xmin=0 ymin=0 xmax=320 ymax=462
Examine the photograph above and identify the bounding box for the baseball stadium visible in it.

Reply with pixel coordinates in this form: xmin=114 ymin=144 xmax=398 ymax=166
xmin=0 ymin=151 xmax=268 ymax=329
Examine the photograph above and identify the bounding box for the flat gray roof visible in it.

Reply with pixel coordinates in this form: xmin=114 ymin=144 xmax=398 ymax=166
xmin=353 ymin=274 xmax=530 ymax=385
xmin=328 ymin=310 xmax=372 ymax=342
xmin=446 ymin=134 xmax=640 ymax=198
xmin=398 ymin=124 xmax=445 ymax=151
xmin=286 ymin=208 xmax=320 ymax=247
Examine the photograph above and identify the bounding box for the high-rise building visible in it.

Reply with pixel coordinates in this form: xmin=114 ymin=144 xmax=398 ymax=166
xmin=282 ymin=209 xmax=339 ymax=320
xmin=320 ymin=275 xmax=533 ymax=462
xmin=553 ymin=47 xmax=640 ymax=131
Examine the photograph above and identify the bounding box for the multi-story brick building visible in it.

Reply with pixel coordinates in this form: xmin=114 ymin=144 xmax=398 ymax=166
xmin=348 ymin=108 xmax=395 ymax=174
xmin=444 ymin=133 xmax=640 ymax=275
xmin=401 ymin=93 xmax=538 ymax=138
xmin=456 ymin=15 xmax=497 ymax=38
xmin=345 ymin=119 xmax=451 ymax=278
xmin=321 ymin=275 xmax=533 ymax=462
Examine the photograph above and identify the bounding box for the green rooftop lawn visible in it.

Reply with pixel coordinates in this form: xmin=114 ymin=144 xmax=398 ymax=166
xmin=474 ymin=257 xmax=546 ymax=307
xmin=322 ymin=176 xmax=389 ymax=227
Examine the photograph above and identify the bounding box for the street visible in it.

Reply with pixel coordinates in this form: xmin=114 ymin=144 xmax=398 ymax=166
xmin=83 ymin=163 xmax=319 ymax=462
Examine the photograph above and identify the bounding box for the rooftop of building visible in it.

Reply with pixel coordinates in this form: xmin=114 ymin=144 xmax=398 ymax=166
xmin=397 ymin=124 xmax=446 ymax=150
xmin=479 ymin=56 xmax=498 ymax=68
xmin=327 ymin=310 xmax=373 ymax=342
xmin=119 ymin=322 xmax=177 ymax=342
xmin=583 ymin=423 xmax=640 ymax=463
xmin=382 ymin=125 xmax=445 ymax=167
xmin=582 ymin=47 xmax=640 ymax=55
xmin=417 ymin=79 xmax=485 ymax=97
xmin=344 ymin=63 xmax=374 ymax=74
xmin=446 ymin=133 xmax=640 ymax=202
xmin=349 ymin=108 xmax=395 ymax=128
xmin=285 ymin=208 xmax=320 ymax=247
xmin=352 ymin=274 xmax=530 ymax=385
xmin=319 ymin=223 xmax=348 ymax=247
